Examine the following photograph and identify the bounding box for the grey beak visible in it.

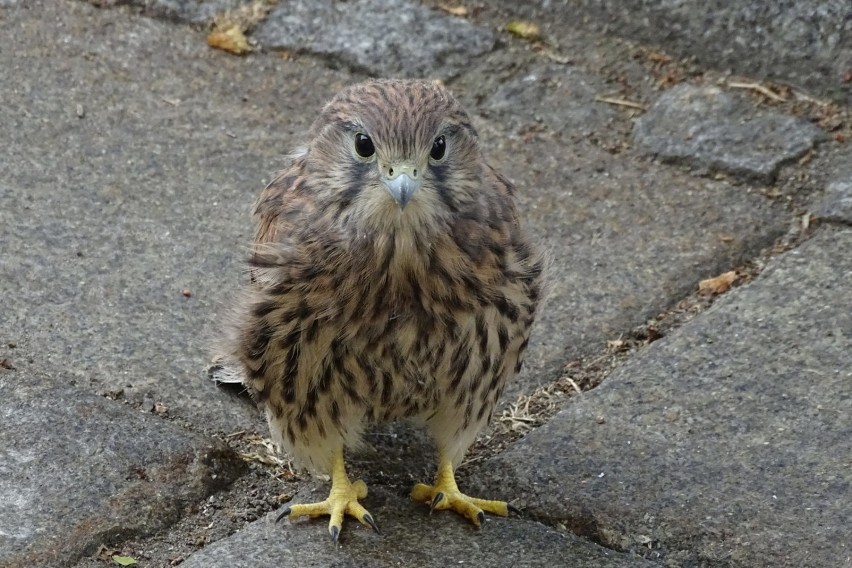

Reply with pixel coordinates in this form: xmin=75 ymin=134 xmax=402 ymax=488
xmin=381 ymin=173 xmax=422 ymax=209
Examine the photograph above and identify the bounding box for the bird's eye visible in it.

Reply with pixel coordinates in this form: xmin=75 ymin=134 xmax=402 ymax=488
xmin=430 ymin=135 xmax=446 ymax=161
xmin=354 ymin=133 xmax=375 ymax=158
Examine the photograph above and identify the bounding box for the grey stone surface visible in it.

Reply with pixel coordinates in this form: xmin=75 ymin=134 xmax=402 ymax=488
xmin=473 ymin=227 xmax=852 ymax=567
xmin=0 ymin=372 xmax=246 ymax=567
xmin=634 ymin=84 xmax=825 ymax=182
xmin=0 ymin=0 xmax=356 ymax=433
xmin=84 ymin=0 xmax=247 ymax=23
xmin=254 ymin=0 xmax=496 ymax=78
xmin=486 ymin=63 xmax=617 ymax=138
xmin=489 ymin=0 xmax=852 ymax=106
xmin=479 ymin=131 xmax=788 ymax=397
xmin=179 ymin=488 xmax=658 ymax=568
xmin=813 ymin=173 xmax=852 ymax=224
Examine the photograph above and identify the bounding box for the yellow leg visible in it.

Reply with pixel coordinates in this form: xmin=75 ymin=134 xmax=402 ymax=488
xmin=410 ymin=455 xmax=515 ymax=527
xmin=276 ymin=448 xmax=378 ymax=541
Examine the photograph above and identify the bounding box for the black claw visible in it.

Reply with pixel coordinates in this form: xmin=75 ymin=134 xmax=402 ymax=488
xmin=507 ymin=503 xmax=521 ymax=515
xmin=275 ymin=507 xmax=291 ymax=523
xmin=477 ymin=511 xmax=486 ymax=526
xmin=429 ymin=492 xmax=445 ymax=514
xmin=363 ymin=513 xmax=381 ymax=534
xmin=330 ymin=525 xmax=340 ymax=542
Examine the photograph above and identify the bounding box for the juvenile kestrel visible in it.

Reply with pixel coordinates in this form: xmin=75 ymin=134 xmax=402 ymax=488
xmin=221 ymin=79 xmax=544 ymax=540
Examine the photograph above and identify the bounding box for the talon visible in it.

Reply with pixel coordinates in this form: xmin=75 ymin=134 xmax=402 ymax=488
xmin=275 ymin=507 xmax=291 ymax=523
xmin=412 ymin=457 xmax=514 ymax=527
xmin=507 ymin=503 xmax=521 ymax=515
xmin=430 ymin=491 xmax=445 ymax=514
xmin=363 ymin=513 xmax=380 ymax=534
xmin=280 ymin=449 xmax=374 ymax=541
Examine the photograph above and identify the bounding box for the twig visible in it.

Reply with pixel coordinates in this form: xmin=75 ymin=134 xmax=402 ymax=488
xmin=791 ymin=89 xmax=830 ymax=106
xmin=565 ymin=378 xmax=582 ymax=394
xmin=727 ymin=81 xmax=786 ymax=102
xmin=594 ymin=96 xmax=647 ymax=111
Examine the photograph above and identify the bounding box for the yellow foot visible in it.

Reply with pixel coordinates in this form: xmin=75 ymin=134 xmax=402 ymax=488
xmin=410 ymin=458 xmax=517 ymax=527
xmin=276 ymin=450 xmax=379 ymax=541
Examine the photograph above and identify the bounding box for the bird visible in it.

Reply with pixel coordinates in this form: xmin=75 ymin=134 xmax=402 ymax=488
xmin=219 ymin=78 xmax=544 ymax=541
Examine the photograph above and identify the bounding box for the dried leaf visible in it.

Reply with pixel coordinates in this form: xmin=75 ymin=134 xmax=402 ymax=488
xmin=698 ymin=271 xmax=738 ymax=295
xmin=646 ymin=50 xmax=672 ymax=64
xmin=112 ymin=556 xmax=138 ymax=567
xmin=207 ymin=25 xmax=251 ymax=55
xmin=438 ymin=3 xmax=468 ymax=16
xmin=505 ymin=20 xmax=541 ymax=41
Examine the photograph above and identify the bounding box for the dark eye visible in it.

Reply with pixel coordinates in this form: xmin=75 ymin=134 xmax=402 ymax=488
xmin=430 ymin=135 xmax=446 ymax=161
xmin=354 ymin=133 xmax=375 ymax=158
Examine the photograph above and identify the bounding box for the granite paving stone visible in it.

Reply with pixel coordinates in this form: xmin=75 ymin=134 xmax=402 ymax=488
xmin=0 ymin=372 xmax=246 ymax=568
xmin=488 ymin=0 xmax=852 ymax=106
xmin=813 ymin=172 xmax=852 ymax=225
xmin=485 ymin=62 xmax=618 ymax=139
xmin=472 ymin=227 xmax=852 ymax=567
xmin=254 ymin=0 xmax=496 ymax=79
xmin=478 ymin=132 xmax=789 ymax=396
xmin=0 ymin=0 xmax=354 ymax=433
xmin=633 ymin=84 xmax=826 ymax=182
xmin=85 ymin=0 xmax=247 ymax=23
xmin=178 ymin=488 xmax=660 ymax=568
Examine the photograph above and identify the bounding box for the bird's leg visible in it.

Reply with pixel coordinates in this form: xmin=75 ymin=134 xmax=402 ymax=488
xmin=276 ymin=447 xmax=379 ymax=541
xmin=410 ymin=454 xmax=514 ymax=527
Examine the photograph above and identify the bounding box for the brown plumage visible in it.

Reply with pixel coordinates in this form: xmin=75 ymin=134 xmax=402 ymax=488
xmin=221 ymin=79 xmax=544 ymax=540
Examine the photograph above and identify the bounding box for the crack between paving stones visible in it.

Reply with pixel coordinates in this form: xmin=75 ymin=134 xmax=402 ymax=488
xmin=456 ymin=219 xmax=828 ymax=566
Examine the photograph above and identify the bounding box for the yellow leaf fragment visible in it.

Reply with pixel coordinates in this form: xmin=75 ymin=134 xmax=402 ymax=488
xmin=438 ymin=3 xmax=468 ymax=16
xmin=112 ymin=556 xmax=138 ymax=567
xmin=505 ymin=20 xmax=541 ymax=41
xmin=698 ymin=271 xmax=738 ymax=295
xmin=207 ymin=25 xmax=251 ymax=55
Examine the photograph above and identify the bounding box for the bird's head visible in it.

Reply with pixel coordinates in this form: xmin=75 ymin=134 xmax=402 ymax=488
xmin=303 ymin=79 xmax=483 ymax=234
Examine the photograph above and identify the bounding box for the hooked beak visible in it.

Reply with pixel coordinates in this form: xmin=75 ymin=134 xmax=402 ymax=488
xmin=380 ymin=163 xmax=422 ymax=209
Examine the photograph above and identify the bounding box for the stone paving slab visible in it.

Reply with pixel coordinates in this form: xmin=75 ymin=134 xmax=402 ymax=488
xmin=634 ymin=84 xmax=825 ymax=182
xmin=95 ymin=0 xmax=497 ymax=79
xmin=478 ymin=131 xmax=789 ymax=396
xmin=485 ymin=61 xmax=618 ymax=139
xmin=488 ymin=0 xmax=852 ymax=106
xmin=178 ymin=487 xmax=660 ymax=568
xmin=472 ymin=227 xmax=852 ymax=567
xmin=814 ymin=170 xmax=852 ymax=225
xmin=0 ymin=371 xmax=246 ymax=567
xmin=255 ymin=0 xmax=496 ymax=79
xmin=0 ymin=0 xmax=357 ymax=433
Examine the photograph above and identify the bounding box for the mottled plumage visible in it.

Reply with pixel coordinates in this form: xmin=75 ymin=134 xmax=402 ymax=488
xmin=222 ymin=79 xmax=543 ymax=539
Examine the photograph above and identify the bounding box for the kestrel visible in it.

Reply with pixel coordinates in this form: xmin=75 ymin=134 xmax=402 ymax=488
xmin=220 ymin=79 xmax=544 ymax=540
